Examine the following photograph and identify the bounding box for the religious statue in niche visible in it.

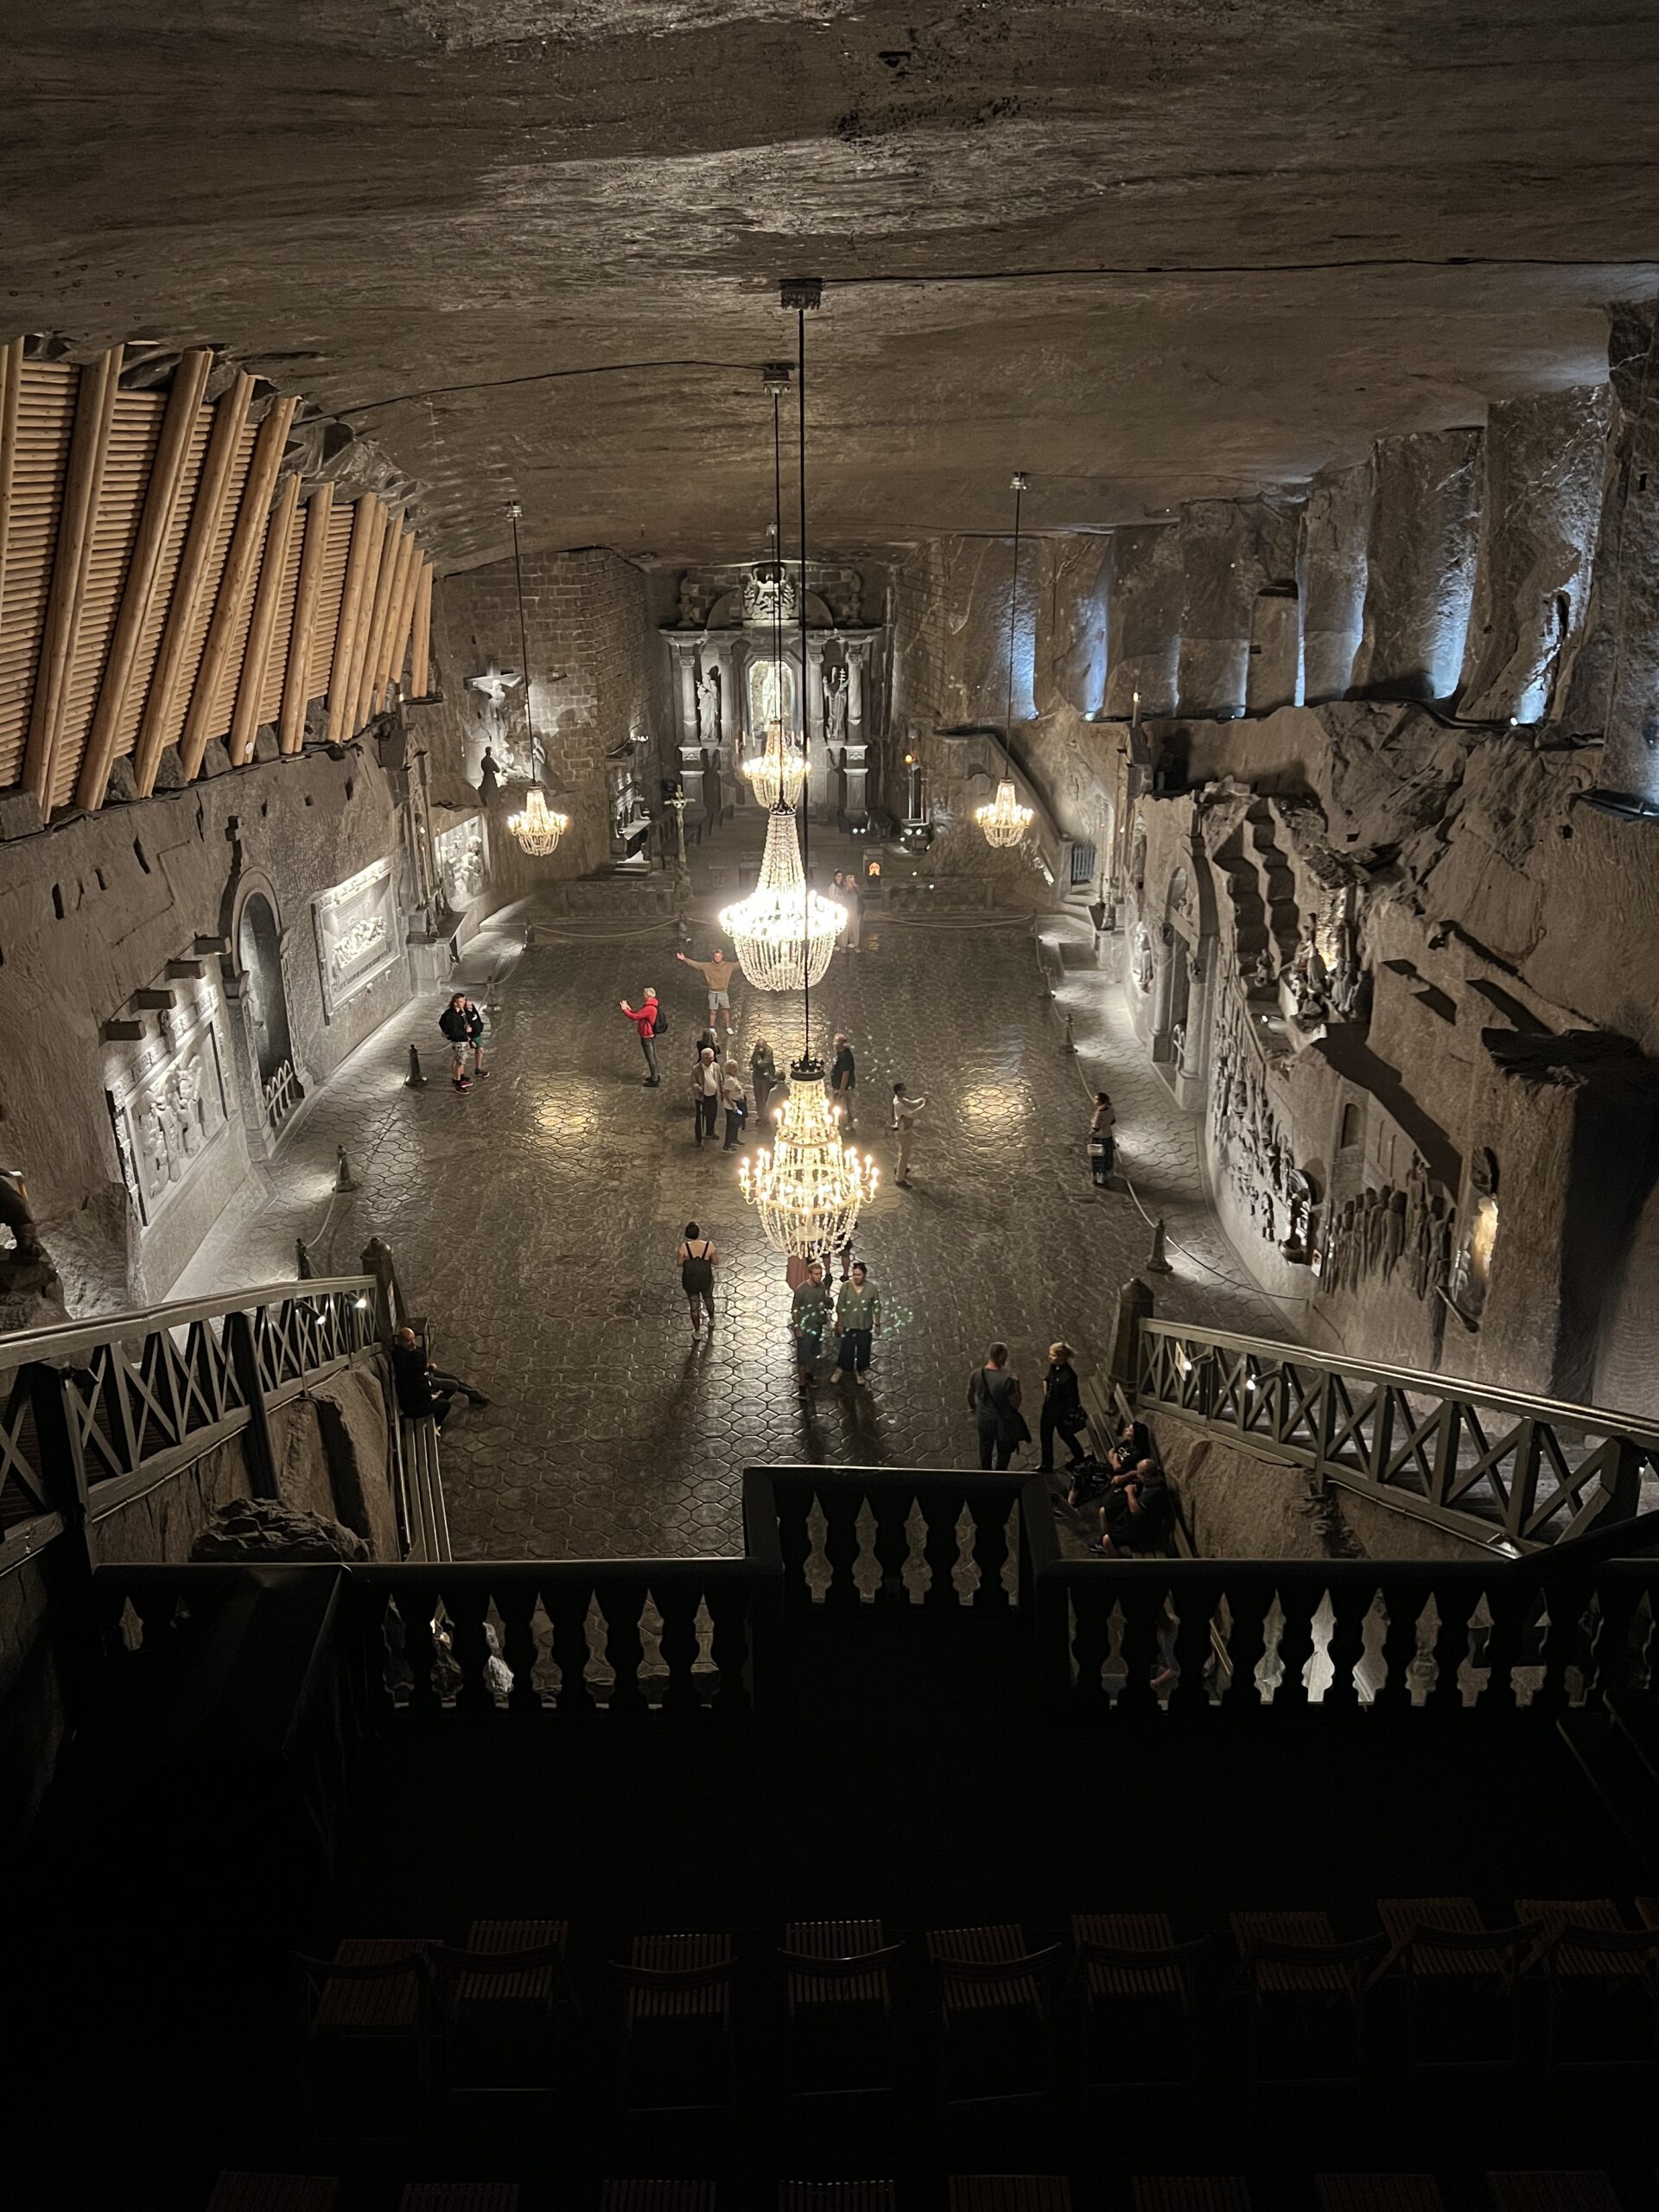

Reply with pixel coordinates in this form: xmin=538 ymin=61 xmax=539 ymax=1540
xmin=697 ymin=660 xmax=722 ymax=747
xmin=435 ymin=818 xmax=486 ymax=912
xmin=1130 ymin=923 xmax=1154 ymax=995
xmin=476 ymin=747 xmax=502 ymax=806
xmin=747 ymin=657 xmax=795 ymax=737
xmin=1281 ymin=914 xmax=1332 ymax=1022
xmin=741 ymin=562 xmax=797 ymax=626
xmin=823 ymin=663 xmax=849 ymax=748
xmin=1447 ymin=1148 xmax=1498 ymax=1322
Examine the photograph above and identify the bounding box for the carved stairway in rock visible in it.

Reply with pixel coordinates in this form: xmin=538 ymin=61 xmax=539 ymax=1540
xmin=1212 ymin=798 xmax=1302 ymax=999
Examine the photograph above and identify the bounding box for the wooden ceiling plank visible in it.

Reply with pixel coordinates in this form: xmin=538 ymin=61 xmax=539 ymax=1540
xmin=370 ymin=526 xmax=416 ymax=712
xmin=347 ymin=505 xmax=403 ymax=737
xmin=410 ymin=560 xmax=434 ymax=698
xmin=228 ymin=467 xmax=302 ymax=766
xmin=22 ymin=345 xmax=123 ymax=810
xmin=76 ymin=348 xmax=213 ymax=811
xmin=134 ymin=370 xmax=253 ymax=794
xmin=327 ymin=494 xmax=382 ymax=738
xmin=0 ymin=336 xmax=24 ymax=649
xmin=382 ymin=532 xmax=423 ymax=713
xmin=178 ymin=393 xmax=299 ymax=779
xmin=279 ymin=477 xmax=334 ymax=753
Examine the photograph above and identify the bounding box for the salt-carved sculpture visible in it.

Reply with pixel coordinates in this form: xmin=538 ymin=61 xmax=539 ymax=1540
xmin=824 ymin=664 xmax=849 ymax=747
xmin=697 ymin=662 xmax=721 ymax=746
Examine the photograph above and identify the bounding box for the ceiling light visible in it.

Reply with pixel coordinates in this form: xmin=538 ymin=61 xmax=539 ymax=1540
xmin=507 ymin=786 xmax=568 ymax=857
xmin=976 ymin=469 xmax=1033 ymax=852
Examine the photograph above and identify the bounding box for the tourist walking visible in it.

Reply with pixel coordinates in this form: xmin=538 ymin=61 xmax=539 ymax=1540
xmin=439 ymin=992 xmax=486 ymax=1090
xmin=691 ymin=1046 xmax=721 ymax=1147
xmin=677 ymin=1221 xmax=718 ymax=1337
xmin=720 ymin=1056 xmax=748 ymax=1150
xmin=1039 ymin=1340 xmax=1089 ymax=1473
xmin=619 ymin=987 xmax=664 ymax=1085
xmin=677 ymin=947 xmax=736 ymax=1036
xmin=891 ymin=1081 xmax=926 ymax=1187
xmin=1089 ymin=1090 xmax=1116 ymax=1185
xmin=831 ymin=1033 xmax=856 ymax=1129
xmin=830 ymin=1262 xmax=881 ymax=1385
xmin=790 ymin=1258 xmax=835 ymax=1388
xmin=967 ymin=1342 xmax=1029 ymax=1470
xmin=750 ymin=1035 xmax=777 ymax=1124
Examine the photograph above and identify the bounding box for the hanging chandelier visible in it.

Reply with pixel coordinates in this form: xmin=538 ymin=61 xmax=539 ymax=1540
xmin=506 ymin=785 xmax=568 ymax=857
xmin=976 ymin=778 xmax=1034 ymax=849
xmin=739 ymin=1066 xmax=878 ymax=1259
xmin=741 ymin=717 xmax=809 ymax=809
xmin=718 ymin=802 xmax=843 ymax=990
xmin=736 ymin=277 xmax=874 ymax=1257
xmin=976 ymin=469 xmax=1035 ymax=852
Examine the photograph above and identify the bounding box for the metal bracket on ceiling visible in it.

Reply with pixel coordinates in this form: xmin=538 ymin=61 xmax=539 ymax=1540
xmin=779 ymin=277 xmax=823 ymax=312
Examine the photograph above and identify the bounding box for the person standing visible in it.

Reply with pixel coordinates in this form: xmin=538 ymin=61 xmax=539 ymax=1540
xmin=891 ymin=1081 xmax=926 ymax=1188
xmin=790 ymin=1258 xmax=835 ymax=1388
xmin=677 ymin=1221 xmax=718 ymax=1337
xmin=830 ymin=1262 xmax=881 ymax=1386
xmin=691 ymin=1047 xmax=721 ymax=1147
xmin=750 ymin=1036 xmax=777 ymax=1125
xmin=967 ymin=1342 xmax=1028 ymax=1471
xmin=842 ymin=868 xmax=863 ymax=954
xmin=440 ymin=992 xmax=486 ymax=1091
xmin=677 ymin=947 xmax=736 ymax=1037
xmin=831 ymin=1033 xmax=856 ymax=1129
xmin=1039 ymin=1341 xmax=1089 ymax=1474
xmin=1089 ymin=1090 xmax=1116 ymax=1185
xmin=720 ymin=1056 xmax=748 ymax=1150
xmin=619 ymin=988 xmax=664 ymax=1085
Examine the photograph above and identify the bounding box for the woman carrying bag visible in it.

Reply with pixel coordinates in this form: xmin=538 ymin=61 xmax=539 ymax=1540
xmin=966 ymin=1342 xmax=1030 ymax=1471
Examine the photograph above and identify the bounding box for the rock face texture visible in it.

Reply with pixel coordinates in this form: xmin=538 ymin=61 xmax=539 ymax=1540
xmin=1298 ymin=466 xmax=1373 ymax=704
xmin=1352 ymin=429 xmax=1483 ymax=701
xmin=190 ymin=1497 xmax=369 ymax=1564
xmin=1594 ymin=302 xmax=1659 ymax=799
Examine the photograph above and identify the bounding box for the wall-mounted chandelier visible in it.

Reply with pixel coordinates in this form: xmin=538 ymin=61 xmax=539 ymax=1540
xmin=740 ymin=366 xmax=810 ymax=812
xmin=976 ymin=777 xmax=1034 ymax=849
xmin=719 ymin=802 xmax=843 ymax=990
xmin=976 ymin=470 xmax=1035 ymax=852
xmin=507 ymin=785 xmax=568 ymax=857
xmin=737 ymin=279 xmax=874 ymax=1257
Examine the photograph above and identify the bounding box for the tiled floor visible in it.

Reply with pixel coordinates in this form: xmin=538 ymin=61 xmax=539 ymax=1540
xmin=177 ymin=855 xmax=1286 ymax=1560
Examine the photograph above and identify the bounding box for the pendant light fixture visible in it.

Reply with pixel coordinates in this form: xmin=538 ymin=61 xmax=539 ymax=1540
xmin=741 ymin=366 xmax=810 ymax=810
xmin=975 ymin=470 xmax=1035 ymax=851
xmin=503 ymin=499 xmax=569 ymax=859
xmin=737 ymin=279 xmax=874 ymax=1258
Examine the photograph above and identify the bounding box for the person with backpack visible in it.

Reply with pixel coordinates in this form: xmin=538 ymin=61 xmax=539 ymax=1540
xmin=677 ymin=1221 xmax=717 ymax=1337
xmin=619 ymin=987 xmax=664 ymax=1085
xmin=966 ymin=1341 xmax=1030 ymax=1470
xmin=439 ymin=992 xmax=486 ymax=1091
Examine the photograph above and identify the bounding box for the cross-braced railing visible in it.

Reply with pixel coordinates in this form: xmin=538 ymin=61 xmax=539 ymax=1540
xmin=1133 ymin=1320 xmax=1656 ymax=1550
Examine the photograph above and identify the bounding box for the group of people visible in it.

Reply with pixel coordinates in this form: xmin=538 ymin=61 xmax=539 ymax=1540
xmin=440 ymin=993 xmax=488 ymax=1092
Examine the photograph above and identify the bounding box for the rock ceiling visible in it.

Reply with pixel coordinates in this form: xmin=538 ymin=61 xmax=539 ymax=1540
xmin=6 ymin=1 xmax=1657 ymax=569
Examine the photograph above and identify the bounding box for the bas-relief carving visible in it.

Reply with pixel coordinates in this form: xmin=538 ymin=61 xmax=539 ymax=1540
xmin=1130 ymin=922 xmax=1155 ymax=994
xmin=1209 ymin=988 xmax=1304 ymax=1254
xmin=1320 ymin=1152 xmax=1455 ymax=1304
xmin=823 ymin=662 xmax=849 ymax=747
xmin=313 ymin=857 xmax=400 ymax=1020
xmin=434 ymin=816 xmax=486 ymax=911
xmin=106 ymin=985 xmax=232 ymax=1231
xmin=696 ymin=659 xmax=722 ymax=746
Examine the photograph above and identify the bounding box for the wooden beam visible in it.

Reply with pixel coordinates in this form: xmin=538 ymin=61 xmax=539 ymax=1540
xmin=228 ymin=467 xmax=302 ymax=766
xmin=22 ymin=345 xmax=123 ymax=810
xmin=381 ymin=532 xmax=424 ymax=713
xmin=369 ymin=525 xmax=416 ymax=715
xmin=278 ymin=478 xmax=334 ymax=753
xmin=327 ymin=495 xmax=380 ymax=739
xmin=0 ymin=336 xmax=24 ymax=654
xmin=134 ymin=370 xmax=252 ymax=794
xmin=410 ymin=560 xmax=434 ymax=697
xmin=178 ymin=393 xmax=298 ymax=779
xmin=75 ymin=348 xmax=213 ymax=811
xmin=348 ymin=510 xmax=404 ymax=737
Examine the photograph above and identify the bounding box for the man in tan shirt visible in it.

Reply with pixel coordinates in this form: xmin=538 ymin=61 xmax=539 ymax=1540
xmin=677 ymin=948 xmax=736 ymax=1036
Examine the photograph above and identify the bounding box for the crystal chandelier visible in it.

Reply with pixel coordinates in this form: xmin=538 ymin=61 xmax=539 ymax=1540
xmin=718 ymin=802 xmax=844 ymax=990
xmin=977 ymin=469 xmax=1034 ymax=852
xmin=739 ymin=1065 xmax=879 ymax=1259
xmin=741 ymin=717 xmax=809 ymax=809
xmin=976 ymin=777 xmax=1034 ymax=849
xmin=736 ymin=279 xmax=874 ymax=1258
xmin=507 ymin=785 xmax=568 ymax=856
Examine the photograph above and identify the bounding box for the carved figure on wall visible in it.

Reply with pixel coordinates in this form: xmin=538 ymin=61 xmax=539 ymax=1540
xmin=1283 ymin=917 xmax=1331 ymax=1020
xmin=741 ymin=563 xmax=797 ymax=626
xmin=477 ymin=747 xmax=502 ymax=806
xmin=1170 ymin=1020 xmax=1186 ymax=1070
xmin=823 ymin=663 xmax=849 ymax=747
xmin=171 ymin=1062 xmax=204 ymax=1155
xmin=697 ymin=661 xmax=721 ymax=747
xmin=1131 ymin=923 xmax=1154 ymax=995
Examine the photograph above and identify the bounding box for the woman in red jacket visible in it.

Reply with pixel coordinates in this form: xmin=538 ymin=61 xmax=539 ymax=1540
xmin=619 ymin=988 xmax=664 ymax=1085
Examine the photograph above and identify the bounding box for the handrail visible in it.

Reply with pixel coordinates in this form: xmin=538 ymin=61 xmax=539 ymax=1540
xmin=1139 ymin=1318 xmax=1659 ymax=1450
xmin=0 ymin=1275 xmax=377 ymax=1368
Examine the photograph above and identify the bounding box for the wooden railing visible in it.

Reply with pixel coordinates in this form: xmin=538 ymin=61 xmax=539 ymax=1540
xmin=1131 ymin=1319 xmax=1658 ymax=1550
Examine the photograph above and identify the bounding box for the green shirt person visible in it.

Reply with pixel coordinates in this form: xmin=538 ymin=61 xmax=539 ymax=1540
xmin=790 ymin=1262 xmax=836 ymax=1387
xmin=830 ymin=1263 xmax=882 ymax=1387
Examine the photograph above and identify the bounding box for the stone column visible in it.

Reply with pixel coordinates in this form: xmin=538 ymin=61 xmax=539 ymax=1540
xmin=1247 ymin=587 xmax=1302 ymax=712
xmin=670 ymin=637 xmax=699 ymax=747
xmin=804 ymin=637 xmax=826 ymax=741
xmin=1351 ymin=428 xmax=1482 ymax=701
xmin=1299 ymin=464 xmax=1373 ymax=702
xmin=841 ymin=743 xmax=869 ymax=815
xmin=844 ymin=637 xmax=868 ymax=741
xmin=1458 ymin=385 xmax=1613 ymax=724
xmin=1104 ymin=526 xmax=1183 ymax=718
xmin=1176 ymin=502 xmax=1257 ymax=716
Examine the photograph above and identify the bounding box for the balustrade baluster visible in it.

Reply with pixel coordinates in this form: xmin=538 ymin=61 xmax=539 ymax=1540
xmin=820 ymin=1484 xmax=864 ymax=1611
xmin=1322 ymin=1579 xmax=1373 ymax=1712
xmin=655 ymin=1580 xmax=703 ymax=1713
xmin=1273 ymin=1581 xmax=1319 ymax=1710
xmin=709 ymin=1585 xmax=753 ymax=1715
xmin=1583 ymin=1573 xmax=1644 ymax=1706
xmin=1219 ymin=1576 xmax=1270 ymax=1714
xmin=547 ymin=1585 xmax=597 ymax=1719
xmin=868 ymin=1485 xmax=913 ymax=1605
xmin=444 ymin=1580 xmax=495 ymax=1714
xmin=596 ymin=1581 xmax=647 ymax=1718
xmin=969 ymin=1491 xmax=1014 ymax=1610
xmin=1479 ymin=1577 xmax=1531 ymax=1711
xmin=922 ymin=1485 xmax=967 ymax=1609
xmin=1167 ymin=1574 xmax=1223 ymax=1712
xmin=398 ymin=1582 xmax=443 ymax=1718
xmin=1424 ymin=1585 xmax=1471 ymax=1713
xmin=1069 ymin=1587 xmax=1112 ymax=1709
xmin=493 ymin=1581 xmax=541 ymax=1718
xmin=1374 ymin=1578 xmax=1427 ymax=1713
xmin=1115 ymin=1580 xmax=1165 ymax=1714
xmin=773 ymin=1477 xmax=816 ymax=1610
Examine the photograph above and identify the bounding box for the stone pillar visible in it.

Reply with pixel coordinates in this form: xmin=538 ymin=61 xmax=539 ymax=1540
xmin=1561 ymin=303 xmax=1659 ymax=798
xmin=1458 ymin=385 xmax=1613 ymax=725
xmin=845 ymin=638 xmax=868 ymax=741
xmin=670 ymin=638 xmax=699 ymax=746
xmin=1247 ymin=587 xmax=1302 ymax=711
xmin=804 ymin=636 xmax=826 ymax=741
xmin=1176 ymin=502 xmax=1258 ymax=716
xmin=1104 ymin=526 xmax=1183 ymax=718
xmin=1298 ymin=463 xmax=1372 ymax=702
xmin=1351 ymin=428 xmax=1482 ymax=701
xmin=1108 ymin=1277 xmax=1155 ymax=1391
xmin=841 ymin=742 xmax=869 ymax=815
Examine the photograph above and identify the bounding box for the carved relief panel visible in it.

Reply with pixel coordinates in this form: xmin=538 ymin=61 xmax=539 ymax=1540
xmin=313 ymin=858 xmax=401 ymax=1020
xmin=106 ymin=986 xmax=232 ymax=1231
